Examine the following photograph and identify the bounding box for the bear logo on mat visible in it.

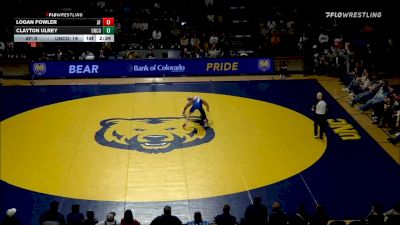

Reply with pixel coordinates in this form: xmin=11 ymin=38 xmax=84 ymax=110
xmin=95 ymin=117 xmax=215 ymax=153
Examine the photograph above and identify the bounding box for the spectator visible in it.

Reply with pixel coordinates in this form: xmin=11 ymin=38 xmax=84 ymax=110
xmin=318 ymin=32 xmax=329 ymax=50
xmin=279 ymin=61 xmax=288 ymax=79
xmin=146 ymin=49 xmax=155 ymax=58
xmin=384 ymin=202 xmax=400 ymax=224
xmin=347 ymin=69 xmax=371 ymax=96
xmin=207 ymin=44 xmax=221 ymax=58
xmin=120 ymin=210 xmax=140 ymax=225
xmin=151 ymin=28 xmax=162 ymax=48
xmin=290 ymin=203 xmax=310 ymax=225
xmin=150 ymin=206 xmax=182 ymax=225
xmin=332 ymin=52 xmax=345 ymax=76
xmin=95 ymin=212 xmax=118 ymax=225
xmin=366 ymin=203 xmax=384 ymax=225
xmin=373 ymin=89 xmax=398 ymax=130
xmin=84 ymin=51 xmax=95 ymax=60
xmin=271 ymin=31 xmax=281 ymax=52
xmin=298 ymin=33 xmax=308 ymax=53
xmin=310 ymin=205 xmax=329 ymax=225
xmin=351 ymin=77 xmax=381 ymax=107
xmin=214 ymin=204 xmax=236 ymax=225
xmin=39 ymin=201 xmax=66 ymax=225
xmin=99 ymin=49 xmax=106 ymax=59
xmin=388 ymin=134 xmax=400 ymax=145
xmin=82 ymin=211 xmax=98 ymax=225
xmin=0 ymin=41 xmax=5 ymax=58
xmin=2 ymin=208 xmax=21 ymax=225
xmin=318 ymin=55 xmax=330 ymax=75
xmin=244 ymin=197 xmax=268 ymax=225
xmin=190 ymin=34 xmax=200 ymax=49
xmin=56 ymin=49 xmax=63 ymax=60
xmin=199 ymin=32 xmax=209 ymax=53
xmin=180 ymin=35 xmax=189 ymax=57
xmin=182 ymin=47 xmax=192 ymax=58
xmin=126 ymin=51 xmax=140 ymax=59
xmin=151 ymin=28 xmax=162 ymax=43
xmin=208 ymin=32 xmax=219 ymax=47
xmin=148 ymin=42 xmax=155 ymax=51
xmin=187 ymin=211 xmax=209 ymax=225
xmin=190 ymin=34 xmax=203 ymax=56
xmin=6 ymin=41 xmax=14 ymax=59
xmin=358 ymin=81 xmax=389 ymax=112
xmin=268 ymin=201 xmax=288 ymax=225
xmin=67 ymin=204 xmax=84 ymax=225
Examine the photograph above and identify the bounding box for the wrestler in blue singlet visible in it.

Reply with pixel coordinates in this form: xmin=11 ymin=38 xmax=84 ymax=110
xmin=183 ymin=96 xmax=209 ymax=127
xmin=189 ymin=96 xmax=202 ymax=113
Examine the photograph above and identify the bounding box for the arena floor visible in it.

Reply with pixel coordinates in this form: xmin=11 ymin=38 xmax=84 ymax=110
xmin=1 ymin=76 xmax=399 ymax=225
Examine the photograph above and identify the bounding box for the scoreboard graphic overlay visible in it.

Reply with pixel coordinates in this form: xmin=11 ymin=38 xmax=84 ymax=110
xmin=14 ymin=17 xmax=115 ymax=43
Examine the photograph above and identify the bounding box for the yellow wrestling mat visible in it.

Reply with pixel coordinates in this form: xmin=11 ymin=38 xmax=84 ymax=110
xmin=1 ymin=92 xmax=326 ymax=202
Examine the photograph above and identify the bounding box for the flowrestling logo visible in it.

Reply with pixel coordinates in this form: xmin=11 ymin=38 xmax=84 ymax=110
xmin=325 ymin=11 xmax=382 ymax=19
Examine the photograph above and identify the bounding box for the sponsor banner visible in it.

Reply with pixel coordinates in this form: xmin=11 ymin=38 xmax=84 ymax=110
xmin=31 ymin=58 xmax=274 ymax=78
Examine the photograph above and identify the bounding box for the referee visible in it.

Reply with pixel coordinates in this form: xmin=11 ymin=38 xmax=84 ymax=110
xmin=312 ymin=92 xmax=328 ymax=139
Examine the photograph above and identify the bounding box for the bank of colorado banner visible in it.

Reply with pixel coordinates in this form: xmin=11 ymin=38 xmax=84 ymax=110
xmin=31 ymin=58 xmax=274 ymax=78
